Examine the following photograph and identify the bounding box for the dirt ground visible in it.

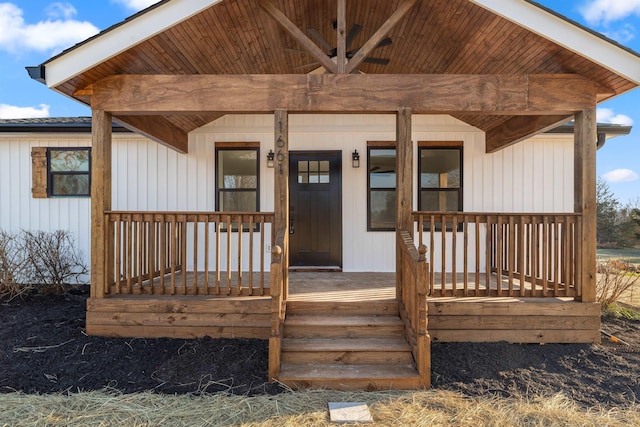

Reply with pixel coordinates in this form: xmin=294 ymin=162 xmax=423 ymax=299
xmin=1 ymin=290 xmax=639 ymax=408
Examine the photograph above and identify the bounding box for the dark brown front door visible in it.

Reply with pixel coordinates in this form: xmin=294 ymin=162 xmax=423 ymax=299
xmin=289 ymin=151 xmax=342 ymax=267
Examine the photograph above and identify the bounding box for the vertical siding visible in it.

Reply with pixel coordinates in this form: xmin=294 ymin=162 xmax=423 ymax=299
xmin=0 ymin=136 xmax=92 ymax=274
xmin=0 ymin=115 xmax=576 ymax=275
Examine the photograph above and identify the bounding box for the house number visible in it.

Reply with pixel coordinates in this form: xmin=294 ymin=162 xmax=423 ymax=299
xmin=276 ymin=135 xmax=285 ymax=174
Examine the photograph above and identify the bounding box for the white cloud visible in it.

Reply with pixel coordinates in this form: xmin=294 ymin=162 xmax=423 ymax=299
xmin=602 ymin=169 xmax=640 ymax=183
xmin=0 ymin=2 xmax=99 ymax=55
xmin=45 ymin=2 xmax=77 ymax=20
xmin=0 ymin=104 xmax=50 ymax=119
xmin=580 ymin=0 xmax=640 ymax=26
xmin=111 ymin=0 xmax=160 ymax=11
xmin=597 ymin=108 xmax=634 ymax=126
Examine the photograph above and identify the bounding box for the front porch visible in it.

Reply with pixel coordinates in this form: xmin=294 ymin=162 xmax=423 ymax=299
xmin=86 ymin=203 xmax=598 ymax=389
xmin=87 ymin=271 xmax=600 ymax=343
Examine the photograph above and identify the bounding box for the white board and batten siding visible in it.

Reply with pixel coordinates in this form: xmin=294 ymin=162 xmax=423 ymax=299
xmin=0 ymin=114 xmax=575 ymax=276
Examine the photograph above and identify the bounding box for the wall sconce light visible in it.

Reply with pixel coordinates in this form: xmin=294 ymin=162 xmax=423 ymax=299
xmin=352 ymin=149 xmax=360 ymax=168
xmin=267 ymin=150 xmax=275 ymax=168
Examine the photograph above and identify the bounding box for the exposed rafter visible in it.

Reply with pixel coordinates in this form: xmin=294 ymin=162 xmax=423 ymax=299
xmin=485 ymin=115 xmax=572 ymax=153
xmin=259 ymin=0 xmax=338 ymax=74
xmin=113 ymin=115 xmax=189 ymax=153
xmin=346 ymin=0 xmax=417 ymax=73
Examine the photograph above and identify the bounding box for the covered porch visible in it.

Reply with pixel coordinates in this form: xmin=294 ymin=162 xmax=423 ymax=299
xmin=30 ymin=0 xmax=640 ymax=390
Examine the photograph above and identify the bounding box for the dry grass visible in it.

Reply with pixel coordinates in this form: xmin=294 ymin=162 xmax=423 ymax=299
xmin=1 ymin=389 xmax=639 ymax=427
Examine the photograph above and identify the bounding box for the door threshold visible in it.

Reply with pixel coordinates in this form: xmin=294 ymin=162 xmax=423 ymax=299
xmin=289 ymin=266 xmax=343 ymax=272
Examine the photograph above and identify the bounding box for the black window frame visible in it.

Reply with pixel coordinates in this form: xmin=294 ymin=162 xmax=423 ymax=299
xmin=47 ymin=147 xmax=92 ymax=197
xmin=418 ymin=145 xmax=463 ymax=232
xmin=367 ymin=144 xmax=397 ymax=232
xmin=215 ymin=146 xmax=260 ymax=231
xmin=418 ymin=145 xmax=463 ymax=213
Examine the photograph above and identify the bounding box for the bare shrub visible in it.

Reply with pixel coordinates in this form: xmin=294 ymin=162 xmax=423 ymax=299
xmin=0 ymin=230 xmax=31 ymax=301
xmin=597 ymin=259 xmax=640 ymax=307
xmin=21 ymin=230 xmax=88 ymax=294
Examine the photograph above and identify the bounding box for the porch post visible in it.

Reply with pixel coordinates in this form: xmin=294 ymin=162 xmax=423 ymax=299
xmin=396 ymin=108 xmax=413 ymax=299
xmin=90 ymin=110 xmax=112 ymax=299
xmin=274 ymin=110 xmax=289 ymax=297
xmin=574 ymin=108 xmax=597 ymax=302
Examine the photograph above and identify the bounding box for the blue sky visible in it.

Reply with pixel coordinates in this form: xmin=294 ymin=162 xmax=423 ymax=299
xmin=0 ymin=0 xmax=639 ymax=204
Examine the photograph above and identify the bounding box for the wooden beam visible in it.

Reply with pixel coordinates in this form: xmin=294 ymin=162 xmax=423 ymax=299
xmin=273 ymin=110 xmax=289 ymax=297
xmin=574 ymin=108 xmax=597 ymax=303
xmin=485 ymin=115 xmax=572 ymax=153
xmin=259 ymin=0 xmax=337 ymax=74
xmin=92 ymin=74 xmax=597 ymax=115
xmin=346 ymin=0 xmax=417 ymax=74
xmin=396 ymin=108 xmax=412 ymax=300
xmin=114 ymin=115 xmax=189 ymax=154
xmin=336 ymin=0 xmax=347 ymax=74
xmin=90 ymin=110 xmax=112 ymax=299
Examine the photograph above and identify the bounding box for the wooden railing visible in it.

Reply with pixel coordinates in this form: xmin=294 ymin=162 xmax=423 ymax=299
xmin=414 ymin=212 xmax=581 ymax=298
xmin=397 ymin=229 xmax=430 ymax=387
xmin=104 ymin=211 xmax=274 ymax=296
xmin=268 ymin=229 xmax=286 ymax=380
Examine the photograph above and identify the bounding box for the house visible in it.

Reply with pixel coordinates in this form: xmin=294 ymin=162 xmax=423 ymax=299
xmin=11 ymin=0 xmax=640 ymax=389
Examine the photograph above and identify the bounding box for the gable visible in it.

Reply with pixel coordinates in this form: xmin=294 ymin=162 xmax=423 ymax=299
xmin=31 ymin=0 xmax=640 ymax=151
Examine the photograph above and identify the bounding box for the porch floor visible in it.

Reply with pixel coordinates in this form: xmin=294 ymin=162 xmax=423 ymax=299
xmin=114 ymin=271 xmax=574 ymax=299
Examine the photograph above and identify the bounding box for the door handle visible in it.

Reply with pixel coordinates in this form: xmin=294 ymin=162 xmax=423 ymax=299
xmin=289 ymin=218 xmax=295 ymax=234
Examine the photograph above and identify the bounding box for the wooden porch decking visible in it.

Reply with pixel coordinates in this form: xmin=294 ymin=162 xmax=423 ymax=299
xmin=89 ymin=272 xmax=600 ymax=344
xmin=111 ymin=271 xmax=574 ymax=299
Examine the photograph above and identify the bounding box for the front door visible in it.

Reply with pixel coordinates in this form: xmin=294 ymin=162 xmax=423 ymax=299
xmin=289 ymin=151 xmax=342 ymax=268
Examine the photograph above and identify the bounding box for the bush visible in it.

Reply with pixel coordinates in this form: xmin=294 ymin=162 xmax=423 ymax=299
xmin=0 ymin=229 xmax=88 ymax=300
xmin=596 ymin=259 xmax=640 ymax=308
xmin=21 ymin=230 xmax=88 ymax=294
xmin=0 ymin=230 xmax=32 ymax=301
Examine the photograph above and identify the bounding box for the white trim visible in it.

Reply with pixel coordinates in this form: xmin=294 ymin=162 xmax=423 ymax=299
xmin=470 ymin=0 xmax=640 ymax=86
xmin=45 ymin=0 xmax=222 ymax=88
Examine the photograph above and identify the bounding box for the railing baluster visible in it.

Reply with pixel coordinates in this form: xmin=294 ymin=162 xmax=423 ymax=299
xmin=508 ymin=216 xmax=514 ymax=296
xmin=170 ymin=216 xmax=177 ymax=295
xmin=126 ymin=215 xmax=132 ymax=294
xmin=542 ymin=216 xmax=549 ymax=296
xmin=159 ymin=215 xmax=166 ymax=294
xmin=452 ymin=215 xmax=458 ymax=293
xmin=441 ymin=215 xmax=446 ymax=294
xmin=249 ymin=215 xmax=255 ymax=295
xmin=486 ymin=216 xmax=492 ymax=295
xmin=226 ymin=215 xmax=232 ymax=295
xmin=260 ymin=216 xmax=265 ymax=295
xmin=475 ymin=215 xmax=480 ymax=296
xmin=193 ymin=215 xmax=199 ymax=294
xmin=204 ymin=215 xmax=210 ymax=295
xmin=216 ymin=219 xmax=221 ymax=295
xmin=463 ymin=215 xmax=468 ymax=296
xmin=238 ymin=214 xmax=243 ymax=294
xmin=518 ymin=216 xmax=525 ymax=297
xmin=115 ymin=214 xmax=121 ymax=294
xmin=430 ymin=215 xmax=435 ymax=296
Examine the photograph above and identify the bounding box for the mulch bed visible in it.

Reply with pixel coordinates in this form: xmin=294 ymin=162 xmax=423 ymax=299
xmin=1 ymin=290 xmax=639 ymax=408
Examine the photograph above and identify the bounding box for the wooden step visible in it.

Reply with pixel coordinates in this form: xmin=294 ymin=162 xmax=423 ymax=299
xmin=278 ymin=363 xmax=421 ymax=390
xmin=284 ymin=314 xmax=404 ymax=339
xmin=286 ymin=301 xmax=399 ymax=316
xmin=282 ymin=337 xmax=413 ymax=364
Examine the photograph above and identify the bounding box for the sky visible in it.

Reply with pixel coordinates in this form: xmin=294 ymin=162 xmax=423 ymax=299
xmin=0 ymin=0 xmax=640 ymax=204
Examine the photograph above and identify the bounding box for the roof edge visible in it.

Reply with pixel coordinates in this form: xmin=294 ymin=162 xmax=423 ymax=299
xmin=470 ymin=0 xmax=640 ymax=86
xmin=40 ymin=0 xmax=223 ymax=89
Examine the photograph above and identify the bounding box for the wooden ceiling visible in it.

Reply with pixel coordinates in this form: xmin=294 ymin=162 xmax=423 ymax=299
xmin=50 ymin=0 xmax=638 ymax=150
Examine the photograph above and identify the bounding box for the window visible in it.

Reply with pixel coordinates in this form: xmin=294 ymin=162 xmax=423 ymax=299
xmin=418 ymin=143 xmax=463 ymax=212
xmin=297 ymin=160 xmax=330 ymax=184
xmin=215 ymin=145 xmax=259 ymax=213
xmin=47 ymin=148 xmax=91 ymax=197
xmin=368 ymin=143 xmax=396 ymax=231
